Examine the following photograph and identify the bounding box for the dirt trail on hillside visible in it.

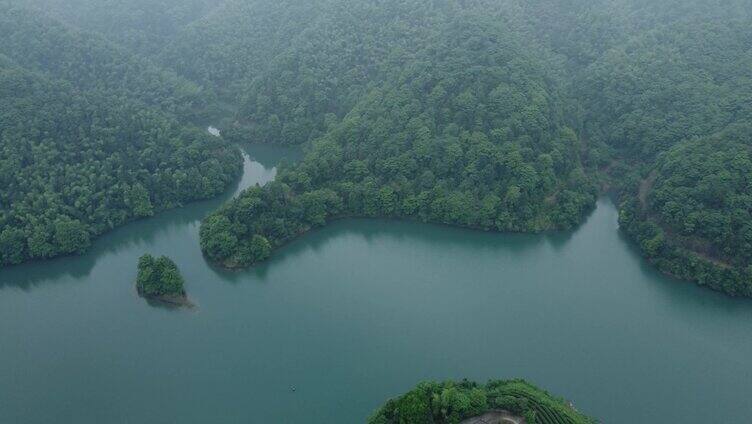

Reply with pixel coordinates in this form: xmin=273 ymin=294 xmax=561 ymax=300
xmin=638 ymin=170 xmax=658 ymax=210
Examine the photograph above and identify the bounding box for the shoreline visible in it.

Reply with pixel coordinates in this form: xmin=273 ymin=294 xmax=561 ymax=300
xmin=136 ymin=287 xmax=194 ymax=308
xmin=203 ymin=201 xmax=600 ymax=270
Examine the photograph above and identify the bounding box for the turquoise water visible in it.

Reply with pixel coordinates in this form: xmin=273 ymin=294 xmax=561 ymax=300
xmin=1 ymin=143 xmax=751 ymax=423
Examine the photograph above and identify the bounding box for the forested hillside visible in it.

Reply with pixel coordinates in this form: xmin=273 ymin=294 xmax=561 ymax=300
xmin=200 ymin=6 xmax=597 ymax=268
xmin=576 ymin=11 xmax=752 ymax=295
xmin=1 ymin=0 xmax=751 ymax=296
xmin=0 ymin=2 xmax=211 ymax=121
xmin=161 ymin=0 xmax=323 ymax=103
xmin=0 ymin=59 xmax=239 ymax=266
xmin=231 ymin=0 xmax=454 ymax=145
xmin=579 ymin=19 xmax=752 ymax=158
xmin=0 ymin=4 xmax=241 ymax=267
xmin=8 ymin=0 xmax=221 ymax=56
xmin=194 ymin=0 xmax=752 ymax=296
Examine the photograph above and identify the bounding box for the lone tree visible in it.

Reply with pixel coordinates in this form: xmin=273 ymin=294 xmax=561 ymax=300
xmin=136 ymin=254 xmax=186 ymax=300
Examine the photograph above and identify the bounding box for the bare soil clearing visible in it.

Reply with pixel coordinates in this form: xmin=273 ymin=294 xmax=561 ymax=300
xmin=460 ymin=410 xmax=525 ymax=424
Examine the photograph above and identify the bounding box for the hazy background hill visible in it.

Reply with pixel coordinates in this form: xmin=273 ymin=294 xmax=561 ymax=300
xmin=2 ymin=0 xmax=751 ymax=295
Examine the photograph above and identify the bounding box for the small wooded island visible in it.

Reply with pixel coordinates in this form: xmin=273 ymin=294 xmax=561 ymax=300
xmin=369 ymin=379 xmax=594 ymax=424
xmin=136 ymin=254 xmax=191 ymax=307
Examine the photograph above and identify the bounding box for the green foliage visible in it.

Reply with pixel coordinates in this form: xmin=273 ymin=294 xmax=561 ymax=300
xmin=3 ymin=0 xmax=752 ymax=296
xmin=617 ymin=125 xmax=752 ymax=296
xmin=160 ymin=0 xmax=323 ymax=103
xmin=579 ymin=18 xmax=752 ymax=159
xmin=199 ymin=183 xmax=343 ymax=267
xmin=0 ymin=2 xmax=209 ymax=121
xmin=0 ymin=8 xmax=242 ymax=267
xmin=13 ymin=0 xmax=219 ymax=56
xmin=199 ymin=4 xmax=598 ymax=268
xmin=233 ymin=0 xmax=449 ymax=145
xmin=568 ymin=4 xmax=752 ymax=295
xmin=368 ymin=379 xmax=594 ymax=424
xmin=651 ymin=125 xmax=752 ymax=266
xmin=136 ymin=254 xmax=186 ymax=297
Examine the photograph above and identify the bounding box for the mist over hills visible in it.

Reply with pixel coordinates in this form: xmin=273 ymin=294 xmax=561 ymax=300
xmin=1 ymin=0 xmax=751 ymax=294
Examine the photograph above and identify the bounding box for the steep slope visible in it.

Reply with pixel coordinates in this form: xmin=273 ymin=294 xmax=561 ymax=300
xmin=195 ymin=0 xmax=752 ymax=297
xmin=9 ymin=0 xmax=221 ymax=56
xmin=2 ymin=0 xmax=751 ymax=295
xmin=619 ymin=125 xmax=752 ymax=295
xmin=160 ymin=0 xmax=325 ymax=103
xmin=200 ymin=9 xmax=596 ymax=268
xmin=578 ymin=19 xmax=752 ymax=159
xmin=577 ymin=17 xmax=752 ymax=294
xmin=0 ymin=4 xmax=241 ymax=267
xmin=0 ymin=1 xmax=208 ymax=121
xmin=229 ymin=0 xmax=453 ymax=145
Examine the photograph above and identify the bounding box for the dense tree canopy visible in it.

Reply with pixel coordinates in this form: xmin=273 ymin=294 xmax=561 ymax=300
xmin=13 ymin=0 xmax=221 ymax=56
xmin=0 ymin=5 xmax=241 ymax=267
xmin=136 ymin=254 xmax=186 ymax=298
xmin=200 ymin=8 xmax=597 ymax=267
xmin=369 ymin=379 xmax=594 ymax=424
xmin=199 ymin=0 xmax=752 ymax=295
xmin=0 ymin=60 xmax=240 ymax=266
xmin=0 ymin=2 xmax=211 ymax=121
xmin=579 ymin=19 xmax=752 ymax=159
xmin=160 ymin=0 xmax=323 ymax=103
xmin=573 ymin=9 xmax=752 ymax=294
xmin=618 ymin=125 xmax=752 ymax=296
xmin=2 ymin=0 xmax=752 ymax=295
xmin=231 ymin=0 xmax=451 ymax=145
xmin=650 ymin=126 xmax=752 ymax=266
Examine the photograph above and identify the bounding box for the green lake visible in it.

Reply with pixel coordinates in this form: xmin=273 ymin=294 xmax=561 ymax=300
xmin=1 ymin=144 xmax=751 ymax=423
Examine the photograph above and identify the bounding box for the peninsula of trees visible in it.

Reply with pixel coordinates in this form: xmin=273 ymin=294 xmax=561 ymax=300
xmin=194 ymin=0 xmax=752 ymax=296
xmin=369 ymin=379 xmax=594 ymax=424
xmin=199 ymin=1 xmax=599 ymax=268
xmin=1 ymin=0 xmax=750 ymax=297
xmin=136 ymin=254 xmax=190 ymax=306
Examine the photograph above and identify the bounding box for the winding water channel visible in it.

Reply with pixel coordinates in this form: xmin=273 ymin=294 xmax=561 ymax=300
xmin=1 ymin=143 xmax=751 ymax=423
